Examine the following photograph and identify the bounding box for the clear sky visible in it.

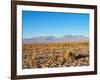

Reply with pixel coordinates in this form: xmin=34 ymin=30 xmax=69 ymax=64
xmin=22 ymin=11 xmax=89 ymax=38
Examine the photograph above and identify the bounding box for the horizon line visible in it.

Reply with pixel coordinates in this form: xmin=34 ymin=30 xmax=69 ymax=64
xmin=23 ymin=34 xmax=89 ymax=39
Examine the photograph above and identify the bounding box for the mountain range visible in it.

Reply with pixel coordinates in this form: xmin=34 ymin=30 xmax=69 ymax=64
xmin=23 ymin=35 xmax=89 ymax=44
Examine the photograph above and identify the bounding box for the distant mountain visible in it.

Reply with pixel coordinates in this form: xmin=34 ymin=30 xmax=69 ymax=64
xmin=23 ymin=35 xmax=89 ymax=44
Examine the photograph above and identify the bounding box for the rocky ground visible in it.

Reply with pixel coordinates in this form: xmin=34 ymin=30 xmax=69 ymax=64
xmin=22 ymin=42 xmax=89 ymax=69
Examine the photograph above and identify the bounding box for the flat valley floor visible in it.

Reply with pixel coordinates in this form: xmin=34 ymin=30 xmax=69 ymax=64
xmin=22 ymin=42 xmax=89 ymax=69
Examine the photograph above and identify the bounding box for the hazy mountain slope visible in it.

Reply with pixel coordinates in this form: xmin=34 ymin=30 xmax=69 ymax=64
xmin=23 ymin=35 xmax=89 ymax=44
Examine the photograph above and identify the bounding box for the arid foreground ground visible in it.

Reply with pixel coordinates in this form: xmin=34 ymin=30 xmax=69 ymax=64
xmin=22 ymin=42 xmax=89 ymax=69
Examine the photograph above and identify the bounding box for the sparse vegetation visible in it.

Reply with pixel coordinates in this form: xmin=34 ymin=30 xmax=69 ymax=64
xmin=22 ymin=42 xmax=89 ymax=69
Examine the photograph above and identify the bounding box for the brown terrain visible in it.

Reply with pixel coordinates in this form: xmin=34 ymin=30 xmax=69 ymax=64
xmin=22 ymin=42 xmax=89 ymax=69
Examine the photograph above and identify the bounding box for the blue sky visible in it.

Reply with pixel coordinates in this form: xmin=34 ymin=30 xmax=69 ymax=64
xmin=22 ymin=11 xmax=89 ymax=38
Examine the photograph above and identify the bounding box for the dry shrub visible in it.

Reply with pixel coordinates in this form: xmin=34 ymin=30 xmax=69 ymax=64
xmin=22 ymin=42 xmax=89 ymax=69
